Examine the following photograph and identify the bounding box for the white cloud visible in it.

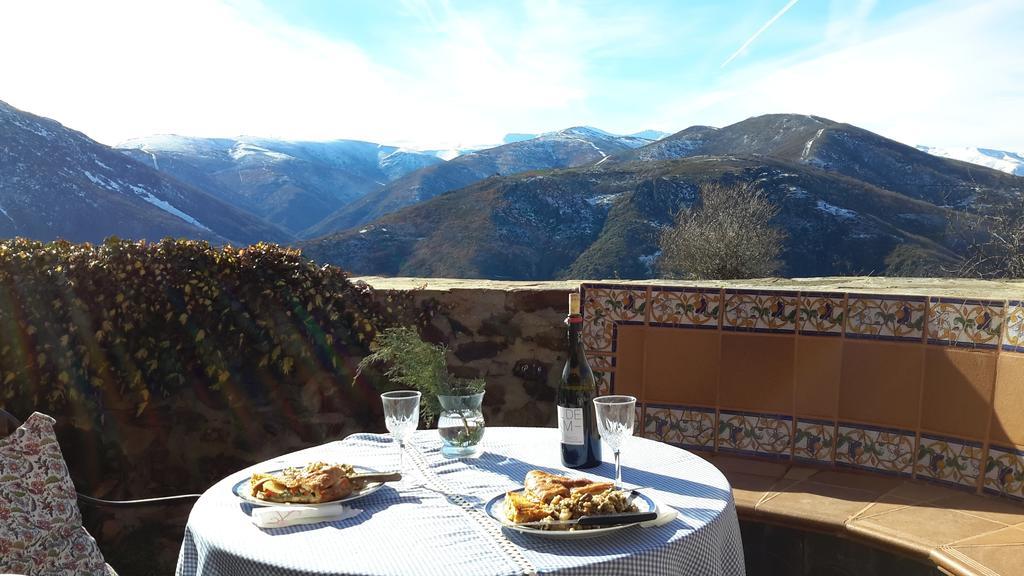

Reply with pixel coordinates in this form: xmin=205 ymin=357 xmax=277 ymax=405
xmin=657 ymin=0 xmax=1024 ymax=150
xmin=0 ymin=0 xmax=650 ymax=149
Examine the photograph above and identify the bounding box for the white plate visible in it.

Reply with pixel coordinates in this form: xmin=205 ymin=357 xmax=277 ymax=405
xmin=232 ymin=466 xmax=387 ymax=509
xmin=484 ymin=488 xmax=657 ymax=539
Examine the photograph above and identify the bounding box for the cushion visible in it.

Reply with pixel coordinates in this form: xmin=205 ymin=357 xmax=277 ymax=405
xmin=0 ymin=412 xmax=107 ymax=576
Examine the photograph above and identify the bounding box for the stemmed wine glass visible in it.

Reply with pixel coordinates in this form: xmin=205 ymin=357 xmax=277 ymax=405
xmin=593 ymin=395 xmax=637 ymax=486
xmin=381 ymin=391 xmax=421 ymax=472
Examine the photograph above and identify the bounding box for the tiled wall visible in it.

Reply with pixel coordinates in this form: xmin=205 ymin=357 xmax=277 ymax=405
xmin=581 ymin=283 xmax=1024 ymax=500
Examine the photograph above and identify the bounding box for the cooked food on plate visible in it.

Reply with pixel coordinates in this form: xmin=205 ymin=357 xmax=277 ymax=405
xmin=504 ymin=470 xmax=638 ymax=529
xmin=249 ymin=461 xmax=398 ymax=504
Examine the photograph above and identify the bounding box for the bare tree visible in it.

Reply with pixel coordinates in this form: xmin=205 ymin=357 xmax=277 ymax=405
xmin=658 ymin=181 xmax=786 ymax=280
xmin=952 ymin=198 xmax=1024 ymax=279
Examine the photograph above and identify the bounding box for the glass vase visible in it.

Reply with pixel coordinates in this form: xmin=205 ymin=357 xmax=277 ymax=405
xmin=437 ymin=392 xmax=485 ymax=457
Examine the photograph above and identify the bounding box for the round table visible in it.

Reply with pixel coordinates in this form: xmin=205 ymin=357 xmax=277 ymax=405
xmin=176 ymin=427 xmax=745 ymax=576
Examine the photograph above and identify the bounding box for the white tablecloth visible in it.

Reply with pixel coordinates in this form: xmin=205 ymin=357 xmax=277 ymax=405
xmin=176 ymin=427 xmax=745 ymax=576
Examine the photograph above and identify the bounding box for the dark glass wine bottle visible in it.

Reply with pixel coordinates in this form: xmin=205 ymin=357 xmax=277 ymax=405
xmin=558 ymin=292 xmax=602 ymax=469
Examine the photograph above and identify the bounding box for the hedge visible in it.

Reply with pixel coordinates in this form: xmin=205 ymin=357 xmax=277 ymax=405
xmin=0 ymin=237 xmax=410 ymax=423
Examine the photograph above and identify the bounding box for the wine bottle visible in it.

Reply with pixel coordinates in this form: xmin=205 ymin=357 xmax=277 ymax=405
xmin=558 ymin=292 xmax=602 ymax=469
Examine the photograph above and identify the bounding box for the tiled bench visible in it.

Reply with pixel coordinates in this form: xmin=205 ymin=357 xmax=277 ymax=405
xmin=708 ymin=454 xmax=1024 ymax=576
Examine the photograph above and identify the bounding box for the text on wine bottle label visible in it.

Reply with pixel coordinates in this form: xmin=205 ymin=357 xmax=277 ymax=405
xmin=558 ymin=406 xmax=585 ymax=445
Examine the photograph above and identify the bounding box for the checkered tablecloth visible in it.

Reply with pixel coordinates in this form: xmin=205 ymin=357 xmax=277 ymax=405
xmin=176 ymin=427 xmax=745 ymax=576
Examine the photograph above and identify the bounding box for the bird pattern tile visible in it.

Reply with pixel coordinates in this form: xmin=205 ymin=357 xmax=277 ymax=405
xmin=643 ymin=405 xmax=717 ymax=450
xmin=835 ymin=424 xmax=916 ymax=476
xmin=798 ymin=293 xmax=845 ymax=335
xmin=649 ymin=288 xmax=721 ymax=328
xmin=845 ymin=296 xmax=926 ymax=341
xmin=916 ymin=434 xmax=983 ymax=490
xmin=722 ymin=291 xmax=798 ymax=333
xmin=793 ymin=419 xmax=836 ymax=463
xmin=717 ymin=411 xmax=792 ymax=458
xmin=984 ymin=446 xmax=1024 ymax=500
xmin=927 ymin=298 xmax=1003 ymax=348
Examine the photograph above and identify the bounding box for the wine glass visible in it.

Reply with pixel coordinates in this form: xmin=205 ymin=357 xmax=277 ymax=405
xmin=381 ymin=390 xmax=421 ymax=471
xmin=593 ymin=395 xmax=637 ymax=486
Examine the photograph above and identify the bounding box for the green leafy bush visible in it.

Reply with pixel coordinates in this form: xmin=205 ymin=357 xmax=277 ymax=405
xmin=0 ymin=237 xmax=404 ymax=421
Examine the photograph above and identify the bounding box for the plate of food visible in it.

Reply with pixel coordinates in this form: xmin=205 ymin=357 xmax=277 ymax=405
xmin=233 ymin=461 xmax=401 ymax=508
xmin=485 ymin=470 xmax=658 ymax=539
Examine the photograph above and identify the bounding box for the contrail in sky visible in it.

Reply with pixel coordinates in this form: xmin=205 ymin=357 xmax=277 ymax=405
xmin=721 ymin=0 xmax=800 ymax=68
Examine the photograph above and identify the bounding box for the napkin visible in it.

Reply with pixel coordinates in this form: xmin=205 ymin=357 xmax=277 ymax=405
xmin=252 ymin=505 xmax=362 ymax=529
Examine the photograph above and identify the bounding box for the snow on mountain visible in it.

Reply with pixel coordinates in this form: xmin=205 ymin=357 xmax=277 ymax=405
xmin=917 ymin=145 xmax=1024 ymax=176
xmin=630 ymin=130 xmax=669 ymax=141
xmin=0 ymin=100 xmax=289 ymax=244
xmin=117 ymin=135 xmax=444 ymax=235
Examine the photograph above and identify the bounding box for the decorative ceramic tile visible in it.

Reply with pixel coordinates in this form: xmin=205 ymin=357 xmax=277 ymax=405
xmin=798 ymin=293 xmax=846 ymax=336
xmin=649 ymin=288 xmax=721 ymax=329
xmin=984 ymin=446 xmax=1024 ymax=500
xmin=927 ymin=298 xmax=1003 ymax=349
xmin=916 ymin=434 xmax=983 ymax=490
xmin=594 ymin=371 xmax=613 ymax=396
xmin=581 ymin=284 xmax=648 ymax=353
xmin=644 ymin=405 xmax=717 ymax=450
xmin=1003 ymin=302 xmax=1024 ymax=353
xmin=722 ymin=290 xmax=798 ymax=333
xmin=845 ymin=295 xmax=926 ymax=341
xmin=835 ymin=424 xmax=916 ymax=476
xmin=717 ymin=411 xmax=793 ymax=458
xmin=793 ymin=419 xmax=836 ymax=463
xmin=587 ymin=354 xmax=615 ymax=372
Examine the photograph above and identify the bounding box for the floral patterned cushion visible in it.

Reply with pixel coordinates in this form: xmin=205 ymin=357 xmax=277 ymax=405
xmin=0 ymin=412 xmax=107 ymax=575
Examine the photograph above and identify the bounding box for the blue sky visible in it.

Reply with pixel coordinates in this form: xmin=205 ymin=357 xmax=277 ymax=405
xmin=1 ymin=0 xmax=1021 ymax=151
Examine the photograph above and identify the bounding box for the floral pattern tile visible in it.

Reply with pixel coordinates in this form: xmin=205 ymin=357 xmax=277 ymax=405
xmin=845 ymin=295 xmax=926 ymax=341
xmin=984 ymin=446 xmax=1024 ymax=500
xmin=644 ymin=405 xmax=717 ymax=449
xmin=835 ymin=424 xmax=916 ymax=476
xmin=581 ymin=284 xmax=648 ymax=353
xmin=595 ymin=371 xmax=613 ymax=396
xmin=798 ymin=293 xmax=846 ymax=336
xmin=649 ymin=288 xmax=722 ymax=329
xmin=927 ymin=298 xmax=1003 ymax=349
xmin=793 ymin=419 xmax=836 ymax=463
xmin=717 ymin=411 xmax=792 ymax=458
xmin=1003 ymin=302 xmax=1024 ymax=353
xmin=916 ymin=434 xmax=983 ymax=490
xmin=722 ymin=291 xmax=798 ymax=333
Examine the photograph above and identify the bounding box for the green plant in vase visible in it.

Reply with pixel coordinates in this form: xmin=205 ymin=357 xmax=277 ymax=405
xmin=356 ymin=327 xmax=486 ymax=455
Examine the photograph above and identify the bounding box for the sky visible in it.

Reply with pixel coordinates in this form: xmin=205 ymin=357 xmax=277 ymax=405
xmin=0 ymin=0 xmax=1021 ymax=151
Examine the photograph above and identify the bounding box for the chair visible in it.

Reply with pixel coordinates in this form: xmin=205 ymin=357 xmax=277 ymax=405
xmin=0 ymin=409 xmax=201 ymax=576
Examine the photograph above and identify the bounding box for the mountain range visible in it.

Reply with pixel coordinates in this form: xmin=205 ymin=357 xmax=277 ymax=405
xmin=0 ymin=100 xmax=289 ymax=245
xmin=300 ymin=114 xmax=1023 ymax=280
xmin=117 ymin=135 xmax=443 ymax=235
xmin=303 ymin=126 xmax=656 ymax=237
xmin=1 ymin=99 xmax=1022 ymax=280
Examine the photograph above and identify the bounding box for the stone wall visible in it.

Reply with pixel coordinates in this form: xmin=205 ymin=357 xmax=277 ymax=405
xmin=368 ymin=277 xmax=579 ymax=429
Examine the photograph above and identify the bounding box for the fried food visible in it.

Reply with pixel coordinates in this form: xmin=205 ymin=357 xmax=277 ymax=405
xmin=504 ymin=469 xmax=638 ymax=529
xmin=250 ymin=462 xmax=363 ymax=504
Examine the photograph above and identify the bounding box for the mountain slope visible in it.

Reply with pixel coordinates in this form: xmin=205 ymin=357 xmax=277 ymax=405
xmin=612 ymin=114 xmax=1020 ymax=208
xmin=300 ymin=150 xmax=1006 ymax=280
xmin=917 ymin=145 xmax=1024 ymax=176
xmin=118 ymin=135 xmax=443 ymax=235
xmin=304 ymin=127 xmax=653 ymax=237
xmin=0 ymin=100 xmax=290 ymax=244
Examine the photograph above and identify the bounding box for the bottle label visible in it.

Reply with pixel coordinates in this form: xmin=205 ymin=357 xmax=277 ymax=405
xmin=557 ymin=406 xmax=585 ymax=445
